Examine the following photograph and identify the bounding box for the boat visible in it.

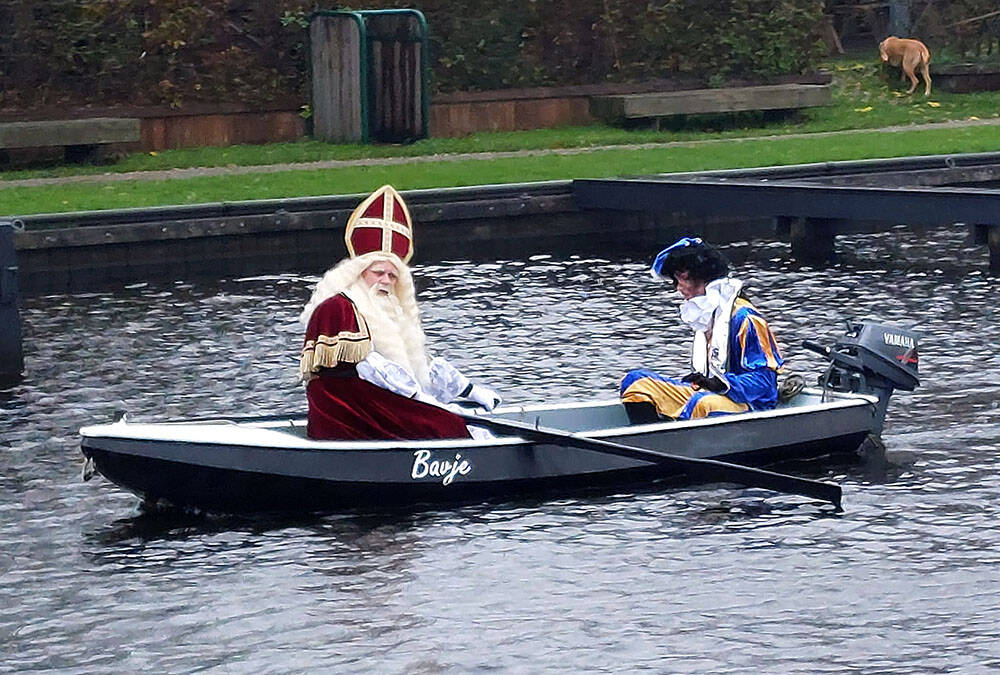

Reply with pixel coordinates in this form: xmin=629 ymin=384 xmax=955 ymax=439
xmin=79 ymin=321 xmax=919 ymax=513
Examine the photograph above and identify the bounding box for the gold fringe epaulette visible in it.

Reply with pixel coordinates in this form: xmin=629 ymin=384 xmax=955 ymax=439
xmin=300 ymin=334 xmax=371 ymax=381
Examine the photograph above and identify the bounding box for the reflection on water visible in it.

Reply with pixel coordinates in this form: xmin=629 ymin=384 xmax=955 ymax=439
xmin=3 ymin=224 xmax=1000 ymax=671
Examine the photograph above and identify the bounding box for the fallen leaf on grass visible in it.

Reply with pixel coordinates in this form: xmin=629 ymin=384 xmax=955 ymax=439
xmin=854 ymin=106 xmax=873 ymax=112
xmin=927 ymin=101 xmax=941 ymax=107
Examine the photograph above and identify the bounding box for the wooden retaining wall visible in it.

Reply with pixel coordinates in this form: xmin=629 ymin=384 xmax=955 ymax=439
xmin=0 ymin=104 xmax=306 ymax=153
xmin=1 ymin=95 xmax=593 ymax=150
xmin=141 ymin=109 xmax=305 ymax=151
xmin=430 ymin=87 xmax=597 ymax=137
xmin=426 ymin=77 xmax=830 ymax=136
xmin=0 ymin=75 xmax=832 ymax=151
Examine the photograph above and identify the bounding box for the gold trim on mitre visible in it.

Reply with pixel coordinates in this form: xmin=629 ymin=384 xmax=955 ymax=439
xmin=344 ymin=185 xmax=414 ymax=264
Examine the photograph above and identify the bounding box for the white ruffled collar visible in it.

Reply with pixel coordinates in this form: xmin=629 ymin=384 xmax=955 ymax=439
xmin=679 ymin=277 xmax=742 ymax=331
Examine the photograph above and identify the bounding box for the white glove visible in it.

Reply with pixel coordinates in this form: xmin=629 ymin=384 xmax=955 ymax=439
xmin=426 ymin=356 xmax=502 ymax=410
xmin=427 ymin=356 xmax=470 ymax=403
xmin=356 ymin=352 xmax=422 ymax=399
xmin=467 ymin=384 xmax=502 ymax=411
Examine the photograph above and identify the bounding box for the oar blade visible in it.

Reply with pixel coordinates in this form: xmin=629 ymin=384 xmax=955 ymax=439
xmin=679 ymin=460 xmax=843 ymax=510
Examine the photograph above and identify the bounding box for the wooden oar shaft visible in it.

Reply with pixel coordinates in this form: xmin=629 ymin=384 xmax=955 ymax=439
xmin=462 ymin=414 xmax=843 ymax=509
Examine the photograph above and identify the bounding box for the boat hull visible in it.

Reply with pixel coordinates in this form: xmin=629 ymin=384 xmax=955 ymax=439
xmin=82 ymin=434 xmax=867 ymax=513
xmin=80 ymin=392 xmax=878 ymax=513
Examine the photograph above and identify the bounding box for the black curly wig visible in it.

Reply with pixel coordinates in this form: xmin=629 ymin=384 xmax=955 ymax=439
xmin=658 ymin=243 xmax=730 ymax=284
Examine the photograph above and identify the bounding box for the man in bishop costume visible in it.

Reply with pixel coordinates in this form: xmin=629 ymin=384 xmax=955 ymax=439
xmin=299 ymin=185 xmax=501 ymax=440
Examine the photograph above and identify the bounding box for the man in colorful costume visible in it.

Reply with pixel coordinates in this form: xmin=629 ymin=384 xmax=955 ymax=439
xmin=619 ymin=237 xmax=783 ymax=422
xmin=299 ymin=185 xmax=501 ymax=440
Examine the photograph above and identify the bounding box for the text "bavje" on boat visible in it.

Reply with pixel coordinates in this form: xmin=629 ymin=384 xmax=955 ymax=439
xmin=411 ymin=450 xmax=472 ymax=485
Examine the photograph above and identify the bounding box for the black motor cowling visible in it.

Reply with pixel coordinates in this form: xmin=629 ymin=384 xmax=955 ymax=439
xmin=804 ymin=321 xmax=919 ymax=392
xmin=832 ymin=321 xmax=919 ymax=391
xmin=802 ymin=321 xmax=920 ymax=432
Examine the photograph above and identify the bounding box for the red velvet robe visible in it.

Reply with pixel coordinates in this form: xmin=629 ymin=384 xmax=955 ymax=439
xmin=301 ymin=294 xmax=471 ymax=440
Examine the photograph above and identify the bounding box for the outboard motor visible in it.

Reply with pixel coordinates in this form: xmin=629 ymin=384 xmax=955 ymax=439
xmin=803 ymin=320 xmax=919 ymax=432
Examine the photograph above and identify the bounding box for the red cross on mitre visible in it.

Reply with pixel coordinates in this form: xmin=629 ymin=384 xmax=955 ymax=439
xmin=344 ymin=185 xmax=414 ymax=264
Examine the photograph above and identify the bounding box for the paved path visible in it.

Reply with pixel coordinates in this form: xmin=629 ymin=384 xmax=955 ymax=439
xmin=2 ymin=117 xmax=1000 ymax=190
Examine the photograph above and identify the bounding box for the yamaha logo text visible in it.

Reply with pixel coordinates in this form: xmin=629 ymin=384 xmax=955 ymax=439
xmin=883 ymin=332 xmax=915 ymax=349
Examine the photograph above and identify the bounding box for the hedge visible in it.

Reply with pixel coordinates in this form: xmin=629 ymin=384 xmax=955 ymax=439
xmin=7 ymin=0 xmax=991 ymax=112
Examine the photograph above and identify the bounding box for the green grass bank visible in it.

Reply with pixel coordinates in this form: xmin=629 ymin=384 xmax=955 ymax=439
xmin=2 ymin=59 xmax=999 ymax=217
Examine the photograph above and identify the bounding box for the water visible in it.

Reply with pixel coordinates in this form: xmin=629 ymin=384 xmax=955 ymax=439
xmin=3 ymin=224 xmax=1000 ymax=672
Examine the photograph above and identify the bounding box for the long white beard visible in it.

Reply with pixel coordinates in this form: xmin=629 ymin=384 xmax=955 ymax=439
xmin=299 ymin=253 xmax=431 ymax=388
xmin=346 ymin=279 xmax=431 ymax=387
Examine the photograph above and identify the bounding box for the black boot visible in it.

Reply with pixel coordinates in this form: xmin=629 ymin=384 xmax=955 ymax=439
xmin=624 ymin=401 xmax=661 ymax=425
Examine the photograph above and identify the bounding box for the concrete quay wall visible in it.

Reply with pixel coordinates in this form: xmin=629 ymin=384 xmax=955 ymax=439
xmin=12 ymin=182 xmax=770 ymax=296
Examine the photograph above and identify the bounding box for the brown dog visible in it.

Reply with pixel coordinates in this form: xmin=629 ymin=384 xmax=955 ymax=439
xmin=879 ymin=36 xmax=931 ymax=96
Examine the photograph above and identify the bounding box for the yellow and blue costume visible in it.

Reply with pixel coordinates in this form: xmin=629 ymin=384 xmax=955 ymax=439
xmin=620 ymin=292 xmax=783 ymax=421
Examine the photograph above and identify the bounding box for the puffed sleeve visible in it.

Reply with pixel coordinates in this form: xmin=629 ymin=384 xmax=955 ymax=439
xmin=723 ymin=310 xmax=783 ymax=406
xmin=299 ymin=294 xmax=372 ymax=380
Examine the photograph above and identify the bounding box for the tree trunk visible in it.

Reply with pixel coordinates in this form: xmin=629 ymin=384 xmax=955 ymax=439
xmin=888 ymin=0 xmax=912 ymax=37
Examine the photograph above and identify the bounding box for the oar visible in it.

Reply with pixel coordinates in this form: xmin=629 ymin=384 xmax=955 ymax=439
xmin=459 ymin=412 xmax=843 ymax=510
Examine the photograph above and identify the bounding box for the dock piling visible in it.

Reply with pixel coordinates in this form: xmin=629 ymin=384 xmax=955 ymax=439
xmin=1 ymin=220 xmax=24 ymax=385
xmin=787 ymin=217 xmax=837 ymax=265
xmin=987 ymin=226 xmax=1000 ymax=275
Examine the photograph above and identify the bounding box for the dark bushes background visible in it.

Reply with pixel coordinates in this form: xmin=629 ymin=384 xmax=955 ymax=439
xmin=0 ymin=0 xmax=316 ymax=109
xmin=913 ymin=0 xmax=1000 ymax=62
xmin=6 ymin=0 xmax=989 ymax=111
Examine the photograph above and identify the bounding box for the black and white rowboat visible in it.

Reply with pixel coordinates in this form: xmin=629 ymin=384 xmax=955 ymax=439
xmin=79 ymin=321 xmax=919 ymax=513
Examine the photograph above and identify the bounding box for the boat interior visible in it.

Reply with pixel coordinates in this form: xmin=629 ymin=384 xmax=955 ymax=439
xmin=484 ymin=387 xmax=861 ymax=433
xmin=238 ymin=387 xmax=863 ymax=439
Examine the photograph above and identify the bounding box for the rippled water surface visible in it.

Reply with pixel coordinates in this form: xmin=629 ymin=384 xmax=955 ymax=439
xmin=4 ymin=225 xmax=1000 ymax=672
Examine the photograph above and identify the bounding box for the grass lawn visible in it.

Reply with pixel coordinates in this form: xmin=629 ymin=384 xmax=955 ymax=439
xmin=3 ymin=58 xmax=1000 ymax=217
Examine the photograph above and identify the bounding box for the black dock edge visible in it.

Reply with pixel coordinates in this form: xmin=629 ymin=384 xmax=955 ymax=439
xmin=0 ymin=219 xmax=24 ymax=385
